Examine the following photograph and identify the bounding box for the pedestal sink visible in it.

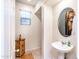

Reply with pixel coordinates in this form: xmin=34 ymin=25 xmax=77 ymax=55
xmin=51 ymin=41 xmax=74 ymax=59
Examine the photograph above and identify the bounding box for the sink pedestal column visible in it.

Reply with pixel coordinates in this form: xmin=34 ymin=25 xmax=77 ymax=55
xmin=57 ymin=53 xmax=66 ymax=59
xmin=64 ymin=53 xmax=67 ymax=59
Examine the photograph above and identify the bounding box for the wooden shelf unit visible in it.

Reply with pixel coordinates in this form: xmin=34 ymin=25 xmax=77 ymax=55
xmin=15 ymin=39 xmax=25 ymax=57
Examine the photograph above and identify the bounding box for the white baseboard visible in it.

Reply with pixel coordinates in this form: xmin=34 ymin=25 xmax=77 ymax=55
xmin=25 ymin=47 xmax=40 ymax=53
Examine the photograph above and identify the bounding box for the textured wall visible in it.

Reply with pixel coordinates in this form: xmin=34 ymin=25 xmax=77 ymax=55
xmin=53 ymin=0 xmax=77 ymax=59
xmin=15 ymin=2 xmax=41 ymax=52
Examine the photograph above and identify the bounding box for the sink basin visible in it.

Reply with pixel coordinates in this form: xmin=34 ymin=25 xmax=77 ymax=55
xmin=51 ymin=41 xmax=74 ymax=53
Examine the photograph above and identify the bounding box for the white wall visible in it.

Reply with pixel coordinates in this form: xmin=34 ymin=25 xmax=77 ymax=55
xmin=16 ymin=2 xmax=41 ymax=51
xmin=52 ymin=0 xmax=77 ymax=59
xmin=0 ymin=0 xmax=4 ymax=59
xmin=77 ymin=0 xmax=79 ymax=59
xmin=42 ymin=4 xmax=53 ymax=59
xmin=42 ymin=0 xmax=77 ymax=59
xmin=4 ymin=0 xmax=15 ymax=59
xmin=10 ymin=0 xmax=15 ymax=58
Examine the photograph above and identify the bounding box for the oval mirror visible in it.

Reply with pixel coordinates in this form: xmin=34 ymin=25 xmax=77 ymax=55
xmin=58 ymin=8 xmax=75 ymax=37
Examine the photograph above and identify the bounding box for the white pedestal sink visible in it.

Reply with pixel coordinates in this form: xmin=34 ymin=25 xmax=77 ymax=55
xmin=51 ymin=41 xmax=74 ymax=59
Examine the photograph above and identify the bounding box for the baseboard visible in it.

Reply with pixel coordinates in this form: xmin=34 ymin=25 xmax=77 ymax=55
xmin=25 ymin=47 xmax=41 ymax=53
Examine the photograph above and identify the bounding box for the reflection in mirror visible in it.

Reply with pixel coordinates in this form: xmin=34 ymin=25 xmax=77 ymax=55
xmin=58 ymin=8 xmax=75 ymax=37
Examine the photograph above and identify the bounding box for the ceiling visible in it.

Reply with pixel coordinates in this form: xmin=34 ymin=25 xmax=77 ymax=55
xmin=16 ymin=0 xmax=44 ymax=7
xmin=46 ymin=0 xmax=62 ymax=6
xmin=16 ymin=0 xmax=62 ymax=7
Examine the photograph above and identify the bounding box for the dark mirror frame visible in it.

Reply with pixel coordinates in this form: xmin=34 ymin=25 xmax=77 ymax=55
xmin=58 ymin=7 xmax=75 ymax=37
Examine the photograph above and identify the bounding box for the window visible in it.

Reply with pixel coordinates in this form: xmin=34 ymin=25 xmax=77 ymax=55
xmin=20 ymin=10 xmax=31 ymax=25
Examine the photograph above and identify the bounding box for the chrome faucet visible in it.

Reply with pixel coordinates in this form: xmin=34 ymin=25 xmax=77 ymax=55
xmin=61 ymin=41 xmax=66 ymax=45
